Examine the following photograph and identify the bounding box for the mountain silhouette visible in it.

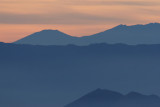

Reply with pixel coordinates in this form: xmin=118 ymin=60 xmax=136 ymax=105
xmin=14 ymin=23 xmax=160 ymax=45
xmin=14 ymin=29 xmax=79 ymax=45
xmin=65 ymin=89 xmax=160 ymax=107
xmin=2 ymin=43 xmax=160 ymax=107
xmin=82 ymin=23 xmax=160 ymax=45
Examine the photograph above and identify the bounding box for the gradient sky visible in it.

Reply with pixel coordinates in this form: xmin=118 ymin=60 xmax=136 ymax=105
xmin=1 ymin=0 xmax=160 ymax=42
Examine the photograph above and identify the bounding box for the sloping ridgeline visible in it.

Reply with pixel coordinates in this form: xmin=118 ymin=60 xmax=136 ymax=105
xmin=14 ymin=23 xmax=160 ymax=45
xmin=65 ymin=89 xmax=160 ymax=107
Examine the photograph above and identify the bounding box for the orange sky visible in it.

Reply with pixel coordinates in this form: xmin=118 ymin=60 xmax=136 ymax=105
xmin=0 ymin=0 xmax=160 ymax=42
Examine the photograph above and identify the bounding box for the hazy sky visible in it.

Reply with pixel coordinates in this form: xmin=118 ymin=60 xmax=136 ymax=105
xmin=1 ymin=0 xmax=160 ymax=42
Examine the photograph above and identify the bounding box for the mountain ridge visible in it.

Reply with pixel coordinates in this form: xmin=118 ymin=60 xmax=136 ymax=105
xmin=14 ymin=22 xmax=160 ymax=45
xmin=65 ymin=89 xmax=160 ymax=107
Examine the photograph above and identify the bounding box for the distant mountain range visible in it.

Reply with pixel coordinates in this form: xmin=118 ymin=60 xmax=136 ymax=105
xmin=1 ymin=42 xmax=160 ymax=107
xmin=65 ymin=89 xmax=160 ymax=107
xmin=14 ymin=23 xmax=160 ymax=45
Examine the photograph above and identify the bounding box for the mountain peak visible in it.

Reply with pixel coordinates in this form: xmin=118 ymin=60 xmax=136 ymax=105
xmin=71 ymin=89 xmax=124 ymax=102
xmin=146 ymin=22 xmax=160 ymax=26
xmin=117 ymin=24 xmax=127 ymax=27
xmin=65 ymin=89 xmax=160 ymax=107
xmin=37 ymin=29 xmax=66 ymax=34
xmin=41 ymin=29 xmax=60 ymax=32
xmin=89 ymin=89 xmax=123 ymax=97
xmin=112 ymin=23 xmax=160 ymax=30
xmin=126 ymin=91 xmax=145 ymax=98
xmin=111 ymin=24 xmax=127 ymax=30
xmin=14 ymin=29 xmax=77 ymax=45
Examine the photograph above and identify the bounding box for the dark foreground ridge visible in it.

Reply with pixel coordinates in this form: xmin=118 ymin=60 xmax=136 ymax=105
xmin=65 ymin=89 xmax=160 ymax=107
xmin=1 ymin=42 xmax=160 ymax=107
xmin=14 ymin=23 xmax=160 ymax=45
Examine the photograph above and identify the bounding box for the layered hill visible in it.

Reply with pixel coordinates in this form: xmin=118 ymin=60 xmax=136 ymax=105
xmin=65 ymin=89 xmax=160 ymax=107
xmin=14 ymin=23 xmax=160 ymax=45
xmin=1 ymin=43 xmax=160 ymax=107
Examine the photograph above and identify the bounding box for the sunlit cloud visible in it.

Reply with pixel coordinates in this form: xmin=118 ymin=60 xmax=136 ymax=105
xmin=61 ymin=0 xmax=160 ymax=6
xmin=0 ymin=12 xmax=137 ymax=25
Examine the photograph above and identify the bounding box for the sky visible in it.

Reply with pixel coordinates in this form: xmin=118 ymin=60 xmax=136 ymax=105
xmin=1 ymin=0 xmax=160 ymax=42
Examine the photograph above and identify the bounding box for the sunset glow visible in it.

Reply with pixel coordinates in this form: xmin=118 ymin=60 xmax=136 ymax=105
xmin=1 ymin=0 xmax=160 ymax=42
